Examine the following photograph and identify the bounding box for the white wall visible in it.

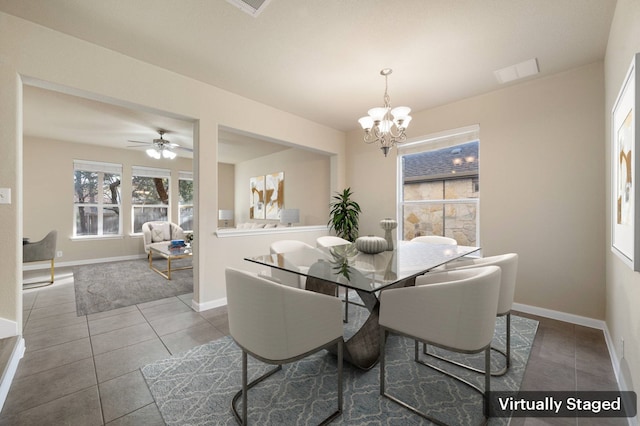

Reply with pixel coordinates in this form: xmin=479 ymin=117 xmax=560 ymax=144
xmin=604 ymin=0 xmax=640 ymax=408
xmin=347 ymin=62 xmax=606 ymax=320
xmin=0 ymin=12 xmax=346 ymax=331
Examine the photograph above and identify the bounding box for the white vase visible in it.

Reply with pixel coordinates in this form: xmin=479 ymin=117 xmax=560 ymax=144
xmin=379 ymin=218 xmax=398 ymax=251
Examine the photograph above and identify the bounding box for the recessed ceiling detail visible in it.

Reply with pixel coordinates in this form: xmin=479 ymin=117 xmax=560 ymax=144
xmin=226 ymin=0 xmax=272 ymax=17
xmin=494 ymin=58 xmax=540 ymax=84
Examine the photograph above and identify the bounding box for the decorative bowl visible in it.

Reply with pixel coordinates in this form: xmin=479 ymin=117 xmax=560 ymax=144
xmin=355 ymin=235 xmax=387 ymax=254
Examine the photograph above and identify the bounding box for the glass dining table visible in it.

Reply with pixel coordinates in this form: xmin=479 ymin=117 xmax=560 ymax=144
xmin=245 ymin=240 xmax=481 ymax=370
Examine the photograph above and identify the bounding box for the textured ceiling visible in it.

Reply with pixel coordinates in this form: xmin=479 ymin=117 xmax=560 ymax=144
xmin=2 ymin=0 xmax=617 ymax=161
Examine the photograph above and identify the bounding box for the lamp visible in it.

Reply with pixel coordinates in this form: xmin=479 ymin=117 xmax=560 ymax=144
xmin=219 ymin=209 xmax=234 ymax=227
xmin=358 ymin=68 xmax=412 ymax=157
xmin=280 ymin=209 xmax=299 ymax=227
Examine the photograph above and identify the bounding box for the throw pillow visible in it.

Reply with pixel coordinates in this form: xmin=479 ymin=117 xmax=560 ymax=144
xmin=162 ymin=222 xmax=171 ymax=240
xmin=151 ymin=226 xmax=164 ymax=242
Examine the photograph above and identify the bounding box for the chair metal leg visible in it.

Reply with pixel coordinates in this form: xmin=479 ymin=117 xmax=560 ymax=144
xmin=422 ymin=312 xmax=511 ymax=377
xmin=50 ymin=259 xmax=55 ymax=283
xmin=344 ymin=291 xmax=349 ymax=323
xmin=232 ymin=343 xmax=343 ymax=425
xmin=382 ymin=328 xmax=490 ymax=426
xmin=231 ymin=351 xmax=282 ymax=425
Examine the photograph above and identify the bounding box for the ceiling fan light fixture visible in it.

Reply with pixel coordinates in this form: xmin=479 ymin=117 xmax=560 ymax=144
xmin=146 ymin=148 xmax=161 ymax=159
xmin=162 ymin=149 xmax=177 ymax=159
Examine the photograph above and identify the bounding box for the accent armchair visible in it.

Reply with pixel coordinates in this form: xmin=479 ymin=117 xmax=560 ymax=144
xmin=23 ymin=230 xmax=57 ymax=284
xmin=141 ymin=221 xmax=185 ymax=257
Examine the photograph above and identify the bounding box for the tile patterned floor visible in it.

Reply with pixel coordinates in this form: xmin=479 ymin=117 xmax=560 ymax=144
xmin=0 ymin=268 xmax=626 ymax=425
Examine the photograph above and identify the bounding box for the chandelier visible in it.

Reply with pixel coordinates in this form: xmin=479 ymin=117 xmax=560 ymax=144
xmin=358 ymin=68 xmax=412 ymax=157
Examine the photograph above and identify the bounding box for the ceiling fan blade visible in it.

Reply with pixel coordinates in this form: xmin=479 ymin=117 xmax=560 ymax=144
xmin=127 ymin=140 xmax=152 ymax=145
xmin=126 ymin=145 xmax=149 ymax=149
xmin=176 ymin=146 xmax=194 ymax=152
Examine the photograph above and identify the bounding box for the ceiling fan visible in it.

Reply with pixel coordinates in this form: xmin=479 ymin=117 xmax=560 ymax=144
xmin=127 ymin=130 xmax=192 ymax=159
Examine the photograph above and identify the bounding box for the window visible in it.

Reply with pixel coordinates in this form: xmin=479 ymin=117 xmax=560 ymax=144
xmin=398 ymin=126 xmax=480 ymax=245
xmin=131 ymin=166 xmax=170 ymax=233
xmin=73 ymin=160 xmax=122 ymax=237
xmin=178 ymin=171 xmax=194 ymax=231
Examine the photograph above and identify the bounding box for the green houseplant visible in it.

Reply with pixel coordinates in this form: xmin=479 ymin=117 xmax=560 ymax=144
xmin=328 ymin=187 xmax=362 ymax=242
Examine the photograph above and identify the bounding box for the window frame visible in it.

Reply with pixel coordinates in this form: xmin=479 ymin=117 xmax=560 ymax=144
xmin=131 ymin=166 xmax=171 ymax=234
xmin=178 ymin=171 xmax=194 ymax=232
xmin=396 ymin=125 xmax=480 ymax=245
xmin=72 ymin=160 xmax=123 ymax=239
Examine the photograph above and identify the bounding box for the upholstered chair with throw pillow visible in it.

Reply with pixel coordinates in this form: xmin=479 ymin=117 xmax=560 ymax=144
xmin=142 ymin=221 xmax=185 ymax=257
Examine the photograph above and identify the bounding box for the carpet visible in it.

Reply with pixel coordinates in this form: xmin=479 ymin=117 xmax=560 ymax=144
xmin=73 ymin=258 xmax=193 ymax=316
xmin=141 ymin=303 xmax=538 ymax=425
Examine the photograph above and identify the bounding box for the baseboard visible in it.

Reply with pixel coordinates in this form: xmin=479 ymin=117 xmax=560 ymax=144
xmin=192 ymin=297 xmax=227 ymax=312
xmin=602 ymin=324 xmax=639 ymax=426
xmin=22 ymin=254 xmax=147 ymax=271
xmin=0 ymin=336 xmax=25 ymax=413
xmin=512 ymin=302 xmax=605 ymax=330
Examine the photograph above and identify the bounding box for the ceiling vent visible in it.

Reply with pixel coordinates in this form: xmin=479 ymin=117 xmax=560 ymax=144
xmin=226 ymin=0 xmax=272 ymax=17
xmin=494 ymin=58 xmax=539 ymax=84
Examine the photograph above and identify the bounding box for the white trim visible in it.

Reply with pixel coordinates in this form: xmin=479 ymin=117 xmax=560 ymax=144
xmin=179 ymin=171 xmax=193 ymax=180
xmin=131 ymin=165 xmax=171 ymax=178
xmin=73 ymin=159 xmax=122 ymax=174
xmin=215 ymin=224 xmax=327 ymax=238
xmin=0 ymin=319 xmax=17 ymax=339
xmin=22 ymin=254 xmax=147 ymax=271
xmin=512 ymin=302 xmax=605 ymax=329
xmin=0 ymin=337 xmax=25 ymax=413
xmin=602 ymin=324 xmax=639 ymax=426
xmin=192 ymin=297 xmax=227 ymax=312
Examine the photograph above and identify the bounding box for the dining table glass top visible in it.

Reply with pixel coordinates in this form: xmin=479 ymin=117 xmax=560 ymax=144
xmin=245 ymin=240 xmax=481 ymax=294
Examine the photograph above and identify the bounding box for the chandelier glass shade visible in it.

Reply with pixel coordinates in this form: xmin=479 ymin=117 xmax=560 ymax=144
xmin=358 ymin=68 xmax=412 ymax=157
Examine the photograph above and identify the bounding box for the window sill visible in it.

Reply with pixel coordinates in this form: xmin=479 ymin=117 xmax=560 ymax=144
xmin=71 ymin=235 xmax=124 ymax=242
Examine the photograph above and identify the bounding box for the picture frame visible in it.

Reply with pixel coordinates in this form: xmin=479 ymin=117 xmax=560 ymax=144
xmin=265 ymin=172 xmax=284 ymax=220
xmin=249 ymin=175 xmax=265 ymax=219
xmin=611 ymin=53 xmax=640 ymax=271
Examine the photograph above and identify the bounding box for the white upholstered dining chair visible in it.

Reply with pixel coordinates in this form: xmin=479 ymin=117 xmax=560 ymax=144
xmin=411 ymin=235 xmax=457 ymax=245
xmin=379 ymin=266 xmax=501 ymax=424
xmin=226 ymin=267 xmax=344 ymax=425
xmin=432 ymin=253 xmax=519 ymax=376
xmin=268 ymin=240 xmax=314 ymax=289
xmin=316 ymin=235 xmax=351 ymax=248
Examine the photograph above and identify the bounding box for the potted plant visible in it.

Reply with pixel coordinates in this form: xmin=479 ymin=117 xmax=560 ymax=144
xmin=328 ymin=187 xmax=361 ymax=242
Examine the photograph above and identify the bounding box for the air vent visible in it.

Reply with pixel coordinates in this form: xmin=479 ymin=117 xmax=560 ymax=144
xmin=494 ymin=58 xmax=539 ymax=84
xmin=226 ymin=0 xmax=272 ymax=17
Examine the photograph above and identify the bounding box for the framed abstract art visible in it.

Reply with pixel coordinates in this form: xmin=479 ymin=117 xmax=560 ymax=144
xmin=612 ymin=53 xmax=640 ymax=271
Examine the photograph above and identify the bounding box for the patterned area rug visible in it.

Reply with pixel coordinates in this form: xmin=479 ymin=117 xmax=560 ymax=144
xmin=142 ymin=302 xmax=538 ymax=425
xmin=73 ymin=258 xmax=193 ymax=316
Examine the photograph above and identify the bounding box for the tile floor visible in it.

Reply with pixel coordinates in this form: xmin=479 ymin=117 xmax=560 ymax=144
xmin=0 ymin=268 xmax=627 ymax=425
